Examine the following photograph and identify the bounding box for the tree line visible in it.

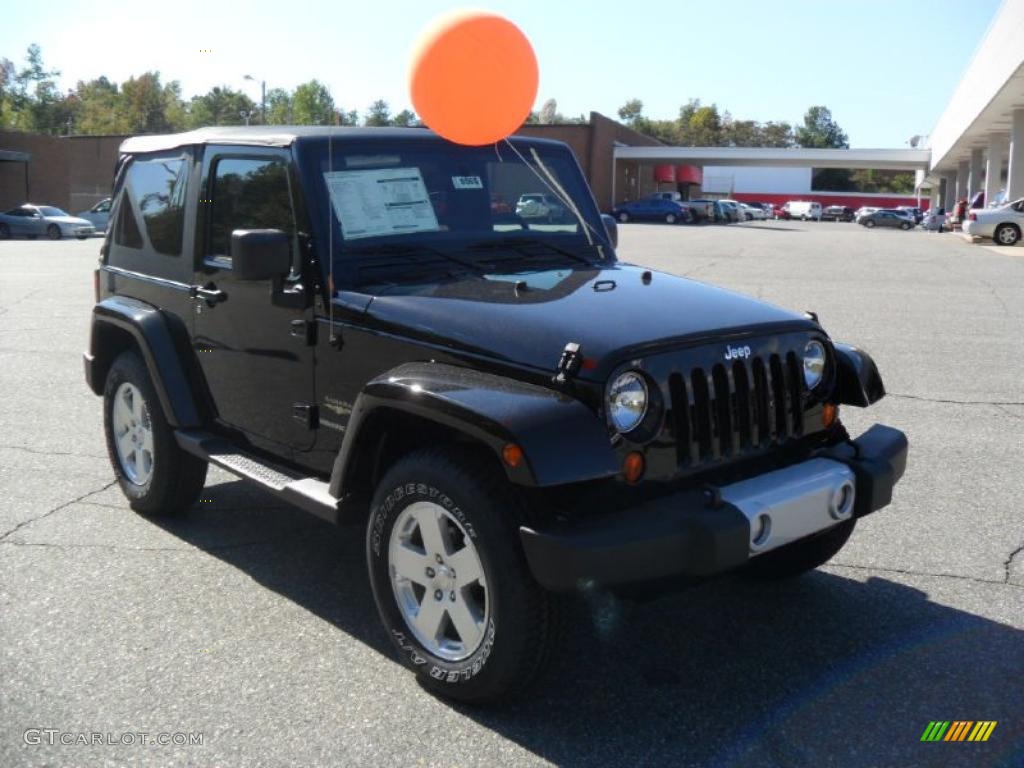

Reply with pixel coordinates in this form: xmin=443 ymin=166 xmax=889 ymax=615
xmin=0 ymin=45 xmax=417 ymax=135
xmin=618 ymin=98 xmax=913 ymax=193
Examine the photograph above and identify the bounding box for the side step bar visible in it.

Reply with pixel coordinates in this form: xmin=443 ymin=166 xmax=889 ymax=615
xmin=175 ymin=430 xmax=343 ymax=524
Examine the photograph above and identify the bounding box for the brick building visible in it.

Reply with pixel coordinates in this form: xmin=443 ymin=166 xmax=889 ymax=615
xmin=0 ymin=113 xmax=659 ymax=214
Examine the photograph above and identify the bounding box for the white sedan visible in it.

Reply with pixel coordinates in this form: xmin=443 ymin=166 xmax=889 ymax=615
xmin=0 ymin=204 xmax=96 ymax=240
xmin=739 ymin=203 xmax=767 ymax=221
xmin=963 ymin=198 xmax=1024 ymax=246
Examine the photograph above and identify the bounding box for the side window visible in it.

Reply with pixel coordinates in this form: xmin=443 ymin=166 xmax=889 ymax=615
xmin=207 ymin=157 xmax=293 ymax=259
xmin=114 ymin=155 xmax=187 ymax=255
xmin=96 ymin=199 xmax=112 ymax=213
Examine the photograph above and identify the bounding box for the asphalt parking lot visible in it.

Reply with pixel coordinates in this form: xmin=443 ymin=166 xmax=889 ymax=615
xmin=1 ymin=222 xmax=1022 ymax=767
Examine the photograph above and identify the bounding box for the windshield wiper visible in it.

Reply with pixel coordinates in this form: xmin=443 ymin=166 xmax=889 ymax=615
xmin=464 ymin=237 xmax=600 ymax=267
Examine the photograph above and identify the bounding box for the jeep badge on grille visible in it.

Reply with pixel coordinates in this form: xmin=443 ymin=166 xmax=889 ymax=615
xmin=725 ymin=345 xmax=752 ymax=360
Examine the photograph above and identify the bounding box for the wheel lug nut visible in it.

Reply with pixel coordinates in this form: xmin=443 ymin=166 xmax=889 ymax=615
xmin=449 ymin=591 xmax=456 ymax=602
xmin=434 ymin=554 xmax=443 ymax=564
xmin=425 ymin=567 xmax=435 ymax=578
xmin=434 ymin=589 xmax=443 ymax=601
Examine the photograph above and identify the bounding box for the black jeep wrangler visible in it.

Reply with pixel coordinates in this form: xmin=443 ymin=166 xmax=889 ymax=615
xmin=84 ymin=127 xmax=907 ymax=703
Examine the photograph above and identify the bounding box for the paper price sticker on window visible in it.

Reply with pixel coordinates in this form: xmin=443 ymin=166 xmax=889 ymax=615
xmin=324 ymin=167 xmax=440 ymax=240
xmin=452 ymin=175 xmax=483 ymax=190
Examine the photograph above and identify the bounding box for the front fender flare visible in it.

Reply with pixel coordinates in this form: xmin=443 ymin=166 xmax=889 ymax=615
xmin=834 ymin=342 xmax=885 ymax=407
xmin=329 ymin=362 xmax=619 ymax=495
xmin=86 ymin=296 xmax=203 ymax=428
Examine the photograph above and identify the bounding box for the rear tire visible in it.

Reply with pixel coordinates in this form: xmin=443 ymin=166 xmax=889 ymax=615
xmin=994 ymin=223 xmax=1020 ymax=246
xmin=103 ymin=350 xmax=207 ymax=516
xmin=367 ymin=447 xmax=560 ymax=704
xmin=665 ymin=213 xmax=677 ymax=224
xmin=744 ymin=519 xmax=856 ymax=579
xmin=618 ymin=212 xmax=629 ymax=223
xmin=0 ymin=223 xmax=9 ymax=239
xmin=47 ymin=224 xmax=61 ymax=240
xmin=900 ymin=222 xmax=910 ymax=230
xmin=864 ymin=219 xmax=876 ymax=228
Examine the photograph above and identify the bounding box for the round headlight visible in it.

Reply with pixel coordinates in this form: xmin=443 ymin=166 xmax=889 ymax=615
xmin=608 ymin=372 xmax=648 ymax=433
xmin=803 ymin=340 xmax=826 ymax=389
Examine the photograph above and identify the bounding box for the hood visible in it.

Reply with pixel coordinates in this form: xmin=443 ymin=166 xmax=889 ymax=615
xmin=357 ymin=264 xmax=816 ymax=378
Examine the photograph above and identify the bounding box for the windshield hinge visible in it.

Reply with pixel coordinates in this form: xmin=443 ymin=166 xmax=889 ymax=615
xmin=552 ymin=342 xmax=583 ymax=388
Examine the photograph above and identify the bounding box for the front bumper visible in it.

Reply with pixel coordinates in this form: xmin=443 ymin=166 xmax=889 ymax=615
xmin=520 ymin=424 xmax=908 ymax=592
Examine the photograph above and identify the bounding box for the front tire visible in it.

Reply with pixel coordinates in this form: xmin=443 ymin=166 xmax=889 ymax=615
xmin=367 ymin=447 xmax=558 ymax=703
xmin=994 ymin=223 xmax=1021 ymax=246
xmin=103 ymin=350 xmax=207 ymax=515
xmin=47 ymin=224 xmax=61 ymax=240
xmin=665 ymin=213 xmax=677 ymax=224
xmin=744 ymin=519 xmax=856 ymax=579
xmin=900 ymin=222 xmax=911 ymax=230
xmin=617 ymin=211 xmax=629 ymax=223
xmin=864 ymin=219 xmax=876 ymax=228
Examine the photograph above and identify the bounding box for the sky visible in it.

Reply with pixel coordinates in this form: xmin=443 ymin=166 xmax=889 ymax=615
xmin=0 ymin=0 xmax=1004 ymax=147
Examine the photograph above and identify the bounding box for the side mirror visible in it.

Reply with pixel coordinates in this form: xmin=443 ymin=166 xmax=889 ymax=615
xmin=600 ymin=214 xmax=618 ymax=249
xmin=230 ymin=229 xmax=291 ymax=281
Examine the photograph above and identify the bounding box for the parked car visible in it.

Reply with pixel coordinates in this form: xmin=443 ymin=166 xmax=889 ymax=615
xmin=895 ymin=206 xmax=923 ymax=225
xmin=76 ymin=197 xmax=113 ymax=232
xmin=853 ymin=206 xmax=880 ymax=222
xmin=611 ymin=197 xmax=692 ymax=224
xmin=821 ymin=205 xmax=854 ymax=222
xmin=687 ymin=199 xmax=719 ymax=222
xmin=922 ymin=207 xmax=947 ymax=232
xmin=739 ymin=203 xmax=767 ymax=221
xmin=772 ymin=204 xmax=790 ymax=220
xmin=718 ymin=200 xmax=744 ymax=223
xmin=858 ymin=210 xmax=913 ymax=230
xmin=515 ymin=193 xmax=566 ymax=222
xmin=84 ymin=125 xmax=906 ymax=704
xmin=783 ymin=201 xmax=822 ymax=221
xmin=963 ymin=197 xmax=1024 ymax=245
xmin=0 ymin=204 xmax=96 ymax=240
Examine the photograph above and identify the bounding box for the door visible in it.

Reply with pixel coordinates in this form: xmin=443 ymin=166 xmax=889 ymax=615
xmin=191 ymin=148 xmax=316 ymax=453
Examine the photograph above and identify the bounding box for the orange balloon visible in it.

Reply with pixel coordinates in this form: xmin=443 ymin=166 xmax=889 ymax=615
xmin=410 ymin=11 xmax=538 ymax=146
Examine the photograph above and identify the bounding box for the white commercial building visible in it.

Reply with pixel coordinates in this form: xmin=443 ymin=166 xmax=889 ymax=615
xmin=923 ymin=0 xmax=1024 ymax=209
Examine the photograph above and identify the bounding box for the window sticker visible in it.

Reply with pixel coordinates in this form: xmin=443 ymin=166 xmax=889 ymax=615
xmin=324 ymin=167 xmax=439 ymax=240
xmin=452 ymin=175 xmax=483 ymax=190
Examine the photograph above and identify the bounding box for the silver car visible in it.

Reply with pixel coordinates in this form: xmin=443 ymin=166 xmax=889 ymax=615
xmin=0 ymin=204 xmax=96 ymax=240
xmin=76 ymin=198 xmax=112 ymax=233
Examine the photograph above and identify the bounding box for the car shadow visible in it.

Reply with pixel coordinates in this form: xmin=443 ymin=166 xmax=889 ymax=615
xmin=153 ymin=478 xmax=1024 ymax=768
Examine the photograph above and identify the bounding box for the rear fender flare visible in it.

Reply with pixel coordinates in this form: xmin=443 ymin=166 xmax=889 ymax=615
xmin=88 ymin=296 xmax=203 ymax=428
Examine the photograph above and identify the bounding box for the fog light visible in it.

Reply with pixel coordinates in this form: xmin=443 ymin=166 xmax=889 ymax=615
xmin=622 ymin=451 xmax=644 ymax=484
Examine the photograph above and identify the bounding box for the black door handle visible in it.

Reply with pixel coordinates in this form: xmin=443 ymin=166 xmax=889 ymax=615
xmin=191 ymin=285 xmax=226 ymax=305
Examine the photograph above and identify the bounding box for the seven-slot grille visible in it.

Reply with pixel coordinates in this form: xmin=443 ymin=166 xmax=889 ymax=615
xmin=667 ymin=350 xmax=805 ymax=468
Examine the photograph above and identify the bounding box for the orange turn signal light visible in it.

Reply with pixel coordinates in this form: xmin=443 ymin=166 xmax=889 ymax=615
xmin=822 ymin=403 xmax=838 ymax=428
xmin=502 ymin=443 xmax=524 ymax=469
xmin=623 ymin=451 xmax=645 ymax=484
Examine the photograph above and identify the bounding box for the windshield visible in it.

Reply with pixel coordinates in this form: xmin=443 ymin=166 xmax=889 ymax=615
xmin=297 ymin=138 xmax=611 ymax=287
xmin=38 ymin=206 xmax=67 ymax=217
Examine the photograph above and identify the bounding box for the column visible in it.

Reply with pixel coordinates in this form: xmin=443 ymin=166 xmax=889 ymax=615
xmin=955 ymin=161 xmax=969 ymax=202
xmin=968 ymin=147 xmax=984 ymax=201
xmin=985 ymin=134 xmax=1007 ymax=206
xmin=1008 ymin=108 xmax=1024 ymax=201
xmin=942 ymin=174 xmax=956 ymax=210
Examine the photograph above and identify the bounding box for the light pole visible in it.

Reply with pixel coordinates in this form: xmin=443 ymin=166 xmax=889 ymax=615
xmin=244 ymin=74 xmax=266 ymax=124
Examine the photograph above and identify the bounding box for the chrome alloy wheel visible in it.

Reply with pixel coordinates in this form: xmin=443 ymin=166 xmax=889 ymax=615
xmin=388 ymin=501 xmax=489 ymax=661
xmin=112 ymin=382 xmax=154 ymax=485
